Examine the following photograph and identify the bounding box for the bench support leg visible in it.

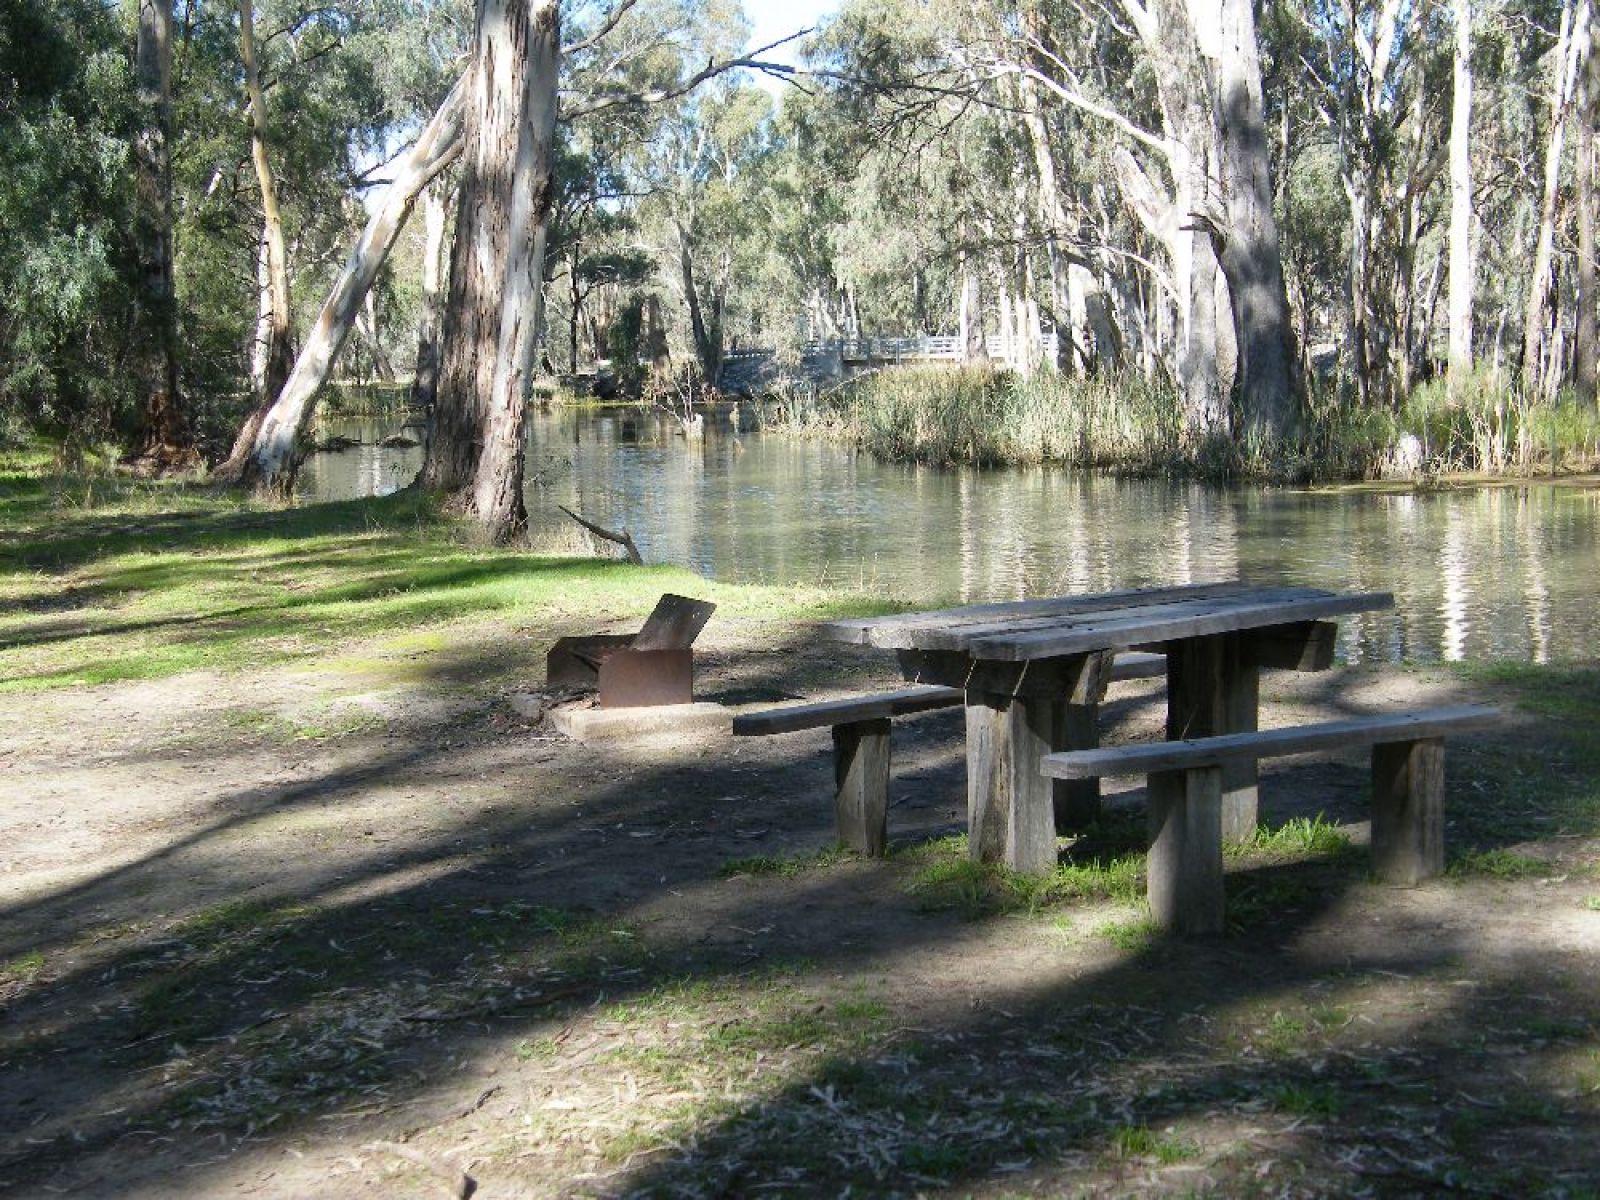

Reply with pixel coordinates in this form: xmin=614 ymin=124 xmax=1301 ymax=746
xmin=1371 ymin=737 xmax=1445 ymax=885
xmin=1147 ymin=766 xmax=1225 ymax=934
xmin=1053 ymin=703 xmax=1102 ymax=831
xmin=1166 ymin=635 xmax=1259 ymax=842
xmin=966 ymin=693 xmax=1057 ymax=875
xmin=833 ymin=718 xmax=891 ymax=857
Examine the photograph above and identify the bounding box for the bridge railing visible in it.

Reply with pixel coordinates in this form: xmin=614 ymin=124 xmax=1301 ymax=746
xmin=725 ymin=332 xmax=1058 ymax=367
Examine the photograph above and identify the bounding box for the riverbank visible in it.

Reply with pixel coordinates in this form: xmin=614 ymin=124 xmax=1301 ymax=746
xmin=2 ymin=461 xmax=1597 ymax=1196
xmin=767 ymin=365 xmax=1600 ymax=482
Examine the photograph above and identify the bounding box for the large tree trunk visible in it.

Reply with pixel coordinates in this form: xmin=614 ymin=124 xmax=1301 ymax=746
xmin=1574 ymin=6 xmax=1599 ymax=404
xmin=239 ymin=0 xmax=293 ymax=409
xmin=411 ymin=180 xmax=452 ymax=410
xmin=675 ymin=214 xmax=719 ymax=382
xmin=1447 ymin=0 xmax=1475 ymax=379
xmin=217 ymin=77 xmax=466 ymax=489
xmin=421 ymin=7 xmax=531 ymax=496
xmin=1523 ymin=0 xmax=1589 ymax=395
xmin=129 ymin=0 xmax=194 ymax=473
xmin=470 ymin=0 xmax=560 ymax=543
xmin=1206 ymin=0 xmax=1300 ymax=445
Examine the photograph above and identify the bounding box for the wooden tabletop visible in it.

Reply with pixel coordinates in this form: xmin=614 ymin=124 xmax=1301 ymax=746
xmin=820 ymin=581 xmax=1394 ymax=662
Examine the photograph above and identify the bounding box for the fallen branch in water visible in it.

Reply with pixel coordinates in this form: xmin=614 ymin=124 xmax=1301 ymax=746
xmin=558 ymin=505 xmax=644 ymax=565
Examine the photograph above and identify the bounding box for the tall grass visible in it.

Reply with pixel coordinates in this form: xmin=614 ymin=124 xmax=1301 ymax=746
xmin=768 ymin=364 xmax=1600 ymax=480
xmin=770 ymin=366 xmax=1189 ymax=471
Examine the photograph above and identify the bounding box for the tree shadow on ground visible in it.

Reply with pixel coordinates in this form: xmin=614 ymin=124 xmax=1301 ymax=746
xmin=1 ymin=631 xmax=1595 ymax=1196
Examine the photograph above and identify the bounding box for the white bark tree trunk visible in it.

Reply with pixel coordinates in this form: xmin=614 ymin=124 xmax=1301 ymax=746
xmin=411 ymin=180 xmax=453 ymax=409
xmin=1523 ymin=0 xmax=1590 ymax=394
xmin=1448 ymin=0 xmax=1475 ymax=379
xmin=471 ymin=0 xmax=561 ymax=543
xmin=227 ymin=77 xmax=466 ymax=489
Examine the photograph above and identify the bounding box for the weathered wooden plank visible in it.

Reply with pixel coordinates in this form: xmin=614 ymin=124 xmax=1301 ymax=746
xmin=1039 ymin=705 xmax=1501 ymax=779
xmin=733 ymin=686 xmax=962 ymax=736
xmin=1146 ymin=765 xmax=1225 ymax=934
xmin=833 ymin=718 xmax=891 ymax=857
xmin=967 ymin=592 xmax=1394 ymax=661
xmin=1240 ymin=621 xmax=1339 ymax=672
xmin=632 ymin=594 xmax=717 ymax=651
xmin=1370 ymin=737 xmax=1446 ymax=885
xmin=859 ymin=586 xmax=1274 ymax=651
xmin=896 ymin=648 xmax=1164 ymax=696
xmin=967 ymin=692 xmax=1058 ymax=875
xmin=819 ymin=581 xmax=1260 ymax=646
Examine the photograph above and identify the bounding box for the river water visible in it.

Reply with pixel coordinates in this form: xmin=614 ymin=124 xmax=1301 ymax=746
xmin=298 ymin=405 xmax=1600 ymax=665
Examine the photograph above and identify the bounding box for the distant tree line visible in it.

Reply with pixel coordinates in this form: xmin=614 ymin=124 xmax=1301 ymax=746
xmin=2 ymin=0 xmax=1596 ymax=536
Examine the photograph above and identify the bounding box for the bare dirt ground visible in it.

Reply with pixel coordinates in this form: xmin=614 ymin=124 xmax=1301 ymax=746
xmin=1 ymin=616 xmax=1597 ymax=1197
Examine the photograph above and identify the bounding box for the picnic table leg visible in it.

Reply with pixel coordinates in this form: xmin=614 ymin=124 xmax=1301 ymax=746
xmin=1165 ymin=633 xmax=1260 ymax=842
xmin=1370 ymin=736 xmax=1445 ymax=885
xmin=1053 ymin=703 xmax=1102 ymax=830
xmin=832 ymin=717 xmax=892 ymax=856
xmin=1147 ymin=765 xmax=1225 ymax=934
xmin=966 ymin=691 xmax=1057 ymax=875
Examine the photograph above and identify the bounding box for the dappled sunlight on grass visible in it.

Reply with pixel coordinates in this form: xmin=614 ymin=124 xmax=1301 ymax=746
xmin=0 ymin=455 xmax=893 ymax=693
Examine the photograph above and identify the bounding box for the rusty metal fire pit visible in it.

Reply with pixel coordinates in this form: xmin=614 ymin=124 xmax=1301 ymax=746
xmin=546 ymin=594 xmax=716 ymax=708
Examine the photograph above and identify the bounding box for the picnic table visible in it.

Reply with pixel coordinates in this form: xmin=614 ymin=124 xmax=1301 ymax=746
xmin=821 ymin=581 xmax=1394 ymax=875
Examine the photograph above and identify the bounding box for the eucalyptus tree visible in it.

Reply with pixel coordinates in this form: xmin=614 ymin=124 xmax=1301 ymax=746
xmin=0 ymin=0 xmax=138 ymax=448
xmin=130 ymin=0 xmax=195 ymax=470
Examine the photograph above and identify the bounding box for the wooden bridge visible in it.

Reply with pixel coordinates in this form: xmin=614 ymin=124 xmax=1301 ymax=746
xmin=724 ymin=331 xmax=1059 ymax=369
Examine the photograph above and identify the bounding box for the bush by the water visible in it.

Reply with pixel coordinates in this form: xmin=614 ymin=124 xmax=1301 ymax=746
xmin=771 ymin=365 xmax=1600 ymax=480
xmin=772 ymin=367 xmax=1188 ymax=470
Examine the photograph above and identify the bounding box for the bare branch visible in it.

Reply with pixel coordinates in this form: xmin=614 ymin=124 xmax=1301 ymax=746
xmin=558 ymin=505 xmax=644 ymax=564
xmin=564 ymin=30 xmax=811 ymax=117
xmin=561 ymin=0 xmax=640 ymax=55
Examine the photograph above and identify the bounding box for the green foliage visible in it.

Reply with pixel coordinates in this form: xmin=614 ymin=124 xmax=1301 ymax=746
xmin=0 ymin=0 xmax=138 ymax=447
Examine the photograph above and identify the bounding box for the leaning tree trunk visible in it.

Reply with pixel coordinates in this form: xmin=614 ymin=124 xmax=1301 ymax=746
xmin=129 ymin=0 xmax=194 ymax=473
xmin=1447 ymin=0 xmax=1475 ymax=380
xmin=411 ymin=179 xmax=453 ymax=410
xmin=221 ymin=77 xmax=466 ymax=490
xmin=1206 ymin=0 xmax=1299 ymax=445
xmin=470 ymin=0 xmax=560 ymax=543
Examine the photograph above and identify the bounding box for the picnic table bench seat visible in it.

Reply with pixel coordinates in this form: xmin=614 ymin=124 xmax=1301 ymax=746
xmin=1040 ymin=704 xmax=1501 ymax=934
xmin=734 ymin=651 xmax=1167 ymax=857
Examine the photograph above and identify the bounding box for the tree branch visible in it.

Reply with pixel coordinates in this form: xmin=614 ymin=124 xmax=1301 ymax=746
xmin=558 ymin=505 xmax=644 ymax=564
xmin=564 ymin=31 xmax=810 ymax=117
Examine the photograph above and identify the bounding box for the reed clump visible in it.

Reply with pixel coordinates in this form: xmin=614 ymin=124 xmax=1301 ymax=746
xmin=771 ymin=366 xmax=1187 ymax=471
xmin=770 ymin=364 xmax=1600 ymax=480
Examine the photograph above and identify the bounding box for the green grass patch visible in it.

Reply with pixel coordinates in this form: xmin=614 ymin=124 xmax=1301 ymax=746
xmin=718 ymin=844 xmax=853 ymax=879
xmin=1447 ymin=848 xmax=1554 ymax=879
xmin=1230 ymin=813 xmax=1352 ymax=858
xmin=906 ymin=835 xmax=1143 ymax=917
xmin=1267 ymin=1081 xmax=1344 ymax=1119
xmin=1110 ymin=1123 xmax=1197 ymax=1164
xmin=1095 ymin=914 xmax=1162 ymax=953
xmin=1583 ymin=896 xmax=1600 ymax=912
xmin=2 ymin=949 xmax=46 ymax=982
xmin=0 ymin=452 xmax=898 ymax=695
